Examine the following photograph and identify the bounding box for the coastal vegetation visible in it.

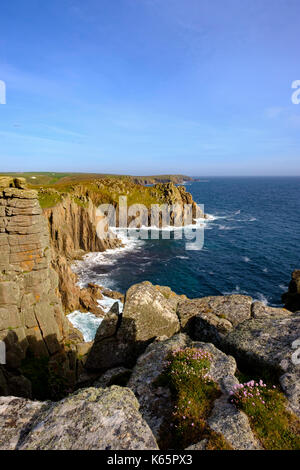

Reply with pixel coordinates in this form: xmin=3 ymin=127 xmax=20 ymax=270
xmin=0 ymin=172 xmax=192 ymax=187
xmin=230 ymin=381 xmax=300 ymax=450
xmin=157 ymin=347 xmax=232 ymax=450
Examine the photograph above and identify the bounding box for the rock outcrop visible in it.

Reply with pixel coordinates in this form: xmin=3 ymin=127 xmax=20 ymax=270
xmin=127 ymin=333 xmax=261 ymax=450
xmin=85 ymin=282 xmax=181 ymax=370
xmin=180 ymin=296 xmax=300 ymax=417
xmin=0 ymin=386 xmax=158 ymax=450
xmin=0 ymin=181 xmax=74 ymax=396
xmin=44 ymin=196 xmax=121 ymax=313
xmin=282 ymin=270 xmax=300 ymax=312
xmin=224 ymin=311 xmax=300 ymax=417
xmin=177 ymin=294 xmax=252 ymax=337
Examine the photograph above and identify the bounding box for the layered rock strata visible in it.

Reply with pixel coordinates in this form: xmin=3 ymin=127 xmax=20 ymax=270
xmin=0 ymin=180 xmax=74 ymax=396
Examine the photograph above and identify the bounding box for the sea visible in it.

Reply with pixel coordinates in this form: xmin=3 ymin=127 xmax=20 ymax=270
xmin=69 ymin=177 xmax=300 ymax=340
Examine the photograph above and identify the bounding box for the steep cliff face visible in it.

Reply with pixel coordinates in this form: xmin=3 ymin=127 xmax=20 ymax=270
xmin=44 ymin=195 xmax=119 ymax=259
xmin=43 ymin=196 xmax=121 ymax=313
xmin=0 ymin=180 xmax=74 ymax=397
xmin=282 ymin=270 xmax=300 ymax=312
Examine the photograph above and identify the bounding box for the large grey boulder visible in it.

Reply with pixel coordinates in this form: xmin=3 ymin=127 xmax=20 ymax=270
xmin=120 ymin=282 xmax=180 ymax=342
xmin=181 ymin=295 xmax=300 ymax=417
xmin=0 ymin=386 xmax=158 ymax=450
xmin=224 ymin=311 xmax=300 ymax=417
xmin=128 ymin=333 xmax=261 ymax=450
xmin=86 ymin=281 xmax=180 ymax=370
xmin=0 ymin=396 xmax=47 ymax=450
xmin=177 ymin=295 xmax=252 ymax=344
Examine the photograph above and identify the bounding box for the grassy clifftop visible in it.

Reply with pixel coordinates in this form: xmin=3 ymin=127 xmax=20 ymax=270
xmin=0 ymin=172 xmax=193 ymax=187
xmin=22 ymin=177 xmax=195 ymax=209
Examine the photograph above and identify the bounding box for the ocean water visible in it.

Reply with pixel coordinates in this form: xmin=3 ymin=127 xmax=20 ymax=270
xmin=67 ymin=295 xmax=124 ymax=341
xmin=73 ymin=177 xmax=300 ymax=307
xmin=67 ymin=312 xmax=103 ymax=342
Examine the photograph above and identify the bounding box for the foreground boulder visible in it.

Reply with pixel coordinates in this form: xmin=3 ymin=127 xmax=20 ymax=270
xmin=181 ymin=296 xmax=300 ymax=417
xmin=224 ymin=311 xmax=300 ymax=417
xmin=128 ymin=333 xmax=261 ymax=450
xmin=86 ymin=282 xmax=180 ymax=370
xmin=0 ymin=386 xmax=158 ymax=450
xmin=177 ymin=295 xmax=252 ymax=341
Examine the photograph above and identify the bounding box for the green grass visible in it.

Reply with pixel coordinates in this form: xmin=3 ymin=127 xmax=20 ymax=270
xmin=35 ymin=177 xmax=186 ymax=210
xmin=0 ymin=172 xmax=70 ymax=186
xmin=1 ymin=172 xmax=195 ymax=215
xmin=38 ymin=191 xmax=63 ymax=209
xmin=231 ymin=380 xmax=300 ymax=450
xmin=0 ymin=172 xmax=191 ymax=187
xmin=72 ymin=195 xmax=88 ymax=208
xmin=158 ymin=347 xmax=232 ymax=450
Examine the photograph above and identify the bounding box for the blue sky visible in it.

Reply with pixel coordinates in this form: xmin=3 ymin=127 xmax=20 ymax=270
xmin=0 ymin=0 xmax=300 ymax=175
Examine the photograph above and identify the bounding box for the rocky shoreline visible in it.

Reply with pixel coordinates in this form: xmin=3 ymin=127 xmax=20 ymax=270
xmin=0 ymin=176 xmax=299 ymax=450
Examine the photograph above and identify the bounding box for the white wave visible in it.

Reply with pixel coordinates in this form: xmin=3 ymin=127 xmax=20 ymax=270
xmin=200 ymin=213 xmax=216 ymax=221
xmin=253 ymin=293 xmax=268 ymax=305
xmin=243 ymin=256 xmax=250 ymax=263
xmin=218 ymin=224 xmax=236 ymax=230
xmin=98 ymin=295 xmax=124 ymax=313
xmin=72 ymin=230 xmax=145 ymax=288
xmin=67 ymin=311 xmax=103 ymax=342
xmin=223 ymin=285 xmax=248 ymax=296
xmin=279 ymin=284 xmax=287 ymax=291
xmin=263 ymin=267 xmax=268 ymax=273
xmin=176 ymin=255 xmax=189 ymax=259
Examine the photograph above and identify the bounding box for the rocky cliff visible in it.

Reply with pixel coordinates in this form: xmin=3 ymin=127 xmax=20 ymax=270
xmin=0 ymin=178 xmax=74 ymax=398
xmin=85 ymin=282 xmax=300 ymax=420
xmin=43 ymin=195 xmax=121 ymax=313
xmin=39 ymin=179 xmax=203 ymax=312
xmin=1 ymin=280 xmax=299 ymax=450
xmin=282 ymin=270 xmax=300 ymax=312
xmin=0 ymin=176 xmax=202 ymax=398
xmin=1 ymin=175 xmax=298 ymax=450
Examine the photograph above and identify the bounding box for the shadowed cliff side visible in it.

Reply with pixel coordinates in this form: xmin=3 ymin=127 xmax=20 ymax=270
xmin=282 ymin=270 xmax=300 ymax=312
xmin=0 ymin=177 xmax=82 ymax=397
xmin=43 ymin=196 xmax=121 ymax=313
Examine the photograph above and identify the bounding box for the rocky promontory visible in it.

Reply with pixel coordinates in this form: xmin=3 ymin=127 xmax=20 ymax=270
xmin=0 ymin=175 xmax=299 ymax=450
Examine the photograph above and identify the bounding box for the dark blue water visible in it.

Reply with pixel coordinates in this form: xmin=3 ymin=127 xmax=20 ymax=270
xmin=75 ymin=177 xmax=300 ymax=306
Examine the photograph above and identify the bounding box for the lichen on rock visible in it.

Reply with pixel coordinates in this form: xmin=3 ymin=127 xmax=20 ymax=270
xmin=0 ymin=386 xmax=158 ymax=450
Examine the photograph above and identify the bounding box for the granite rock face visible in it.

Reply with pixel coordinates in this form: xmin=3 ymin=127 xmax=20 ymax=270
xmin=177 ymin=295 xmax=252 ymax=342
xmin=0 ymin=386 xmax=158 ymax=450
xmin=44 ymin=196 xmax=121 ymax=313
xmin=224 ymin=311 xmax=300 ymax=417
xmin=86 ymin=282 xmax=180 ymax=370
xmin=177 ymin=296 xmax=300 ymax=417
xmin=282 ymin=270 xmax=300 ymax=312
xmin=0 ymin=184 xmax=70 ymax=395
xmin=127 ymin=333 xmax=261 ymax=450
xmin=148 ymin=182 xmax=204 ymax=224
